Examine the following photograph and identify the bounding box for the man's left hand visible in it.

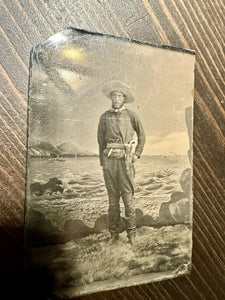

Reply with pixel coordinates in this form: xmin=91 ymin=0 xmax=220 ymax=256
xmin=132 ymin=154 xmax=139 ymax=163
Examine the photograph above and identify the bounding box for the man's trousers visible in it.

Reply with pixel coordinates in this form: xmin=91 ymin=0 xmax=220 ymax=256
xmin=102 ymin=156 xmax=136 ymax=238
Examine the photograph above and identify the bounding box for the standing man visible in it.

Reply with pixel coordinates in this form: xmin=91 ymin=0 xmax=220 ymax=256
xmin=98 ymin=81 xmax=146 ymax=244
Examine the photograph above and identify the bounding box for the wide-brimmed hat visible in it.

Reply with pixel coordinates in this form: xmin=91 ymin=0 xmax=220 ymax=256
xmin=101 ymin=80 xmax=134 ymax=103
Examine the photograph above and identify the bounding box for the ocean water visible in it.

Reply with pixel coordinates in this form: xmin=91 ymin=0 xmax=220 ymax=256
xmin=27 ymin=155 xmax=191 ymax=229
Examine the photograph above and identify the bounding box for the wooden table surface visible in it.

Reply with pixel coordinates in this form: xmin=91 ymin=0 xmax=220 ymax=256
xmin=0 ymin=1 xmax=224 ymax=299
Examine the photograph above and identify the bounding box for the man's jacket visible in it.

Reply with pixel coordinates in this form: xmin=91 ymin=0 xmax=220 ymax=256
xmin=97 ymin=108 xmax=146 ymax=166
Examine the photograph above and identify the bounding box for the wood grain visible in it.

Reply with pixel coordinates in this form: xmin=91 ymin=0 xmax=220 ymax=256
xmin=0 ymin=0 xmax=224 ymax=299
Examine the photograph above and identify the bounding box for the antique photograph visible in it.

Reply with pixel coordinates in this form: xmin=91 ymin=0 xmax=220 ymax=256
xmin=25 ymin=28 xmax=195 ymax=298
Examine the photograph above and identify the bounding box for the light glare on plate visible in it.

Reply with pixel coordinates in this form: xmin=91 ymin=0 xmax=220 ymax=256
xmin=57 ymin=69 xmax=87 ymax=90
xmin=61 ymin=48 xmax=86 ymax=63
xmin=47 ymin=32 xmax=68 ymax=45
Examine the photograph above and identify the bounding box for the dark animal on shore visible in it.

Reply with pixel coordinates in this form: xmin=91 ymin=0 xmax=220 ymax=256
xmin=30 ymin=177 xmax=64 ymax=196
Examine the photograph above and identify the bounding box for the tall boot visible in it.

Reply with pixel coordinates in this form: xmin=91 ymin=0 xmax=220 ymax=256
xmin=121 ymin=192 xmax=136 ymax=243
xmin=127 ymin=228 xmax=136 ymax=245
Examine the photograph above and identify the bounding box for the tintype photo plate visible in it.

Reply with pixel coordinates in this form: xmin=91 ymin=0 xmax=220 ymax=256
xmin=25 ymin=28 xmax=195 ymax=299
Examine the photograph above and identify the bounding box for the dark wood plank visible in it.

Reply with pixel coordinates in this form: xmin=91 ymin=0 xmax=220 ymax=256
xmin=0 ymin=0 xmax=224 ymax=299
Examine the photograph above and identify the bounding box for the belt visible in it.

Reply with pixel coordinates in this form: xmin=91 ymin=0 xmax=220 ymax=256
xmin=106 ymin=143 xmax=125 ymax=149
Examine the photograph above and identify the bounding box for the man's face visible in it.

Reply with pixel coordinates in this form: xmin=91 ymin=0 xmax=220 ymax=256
xmin=111 ymin=91 xmax=126 ymax=109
